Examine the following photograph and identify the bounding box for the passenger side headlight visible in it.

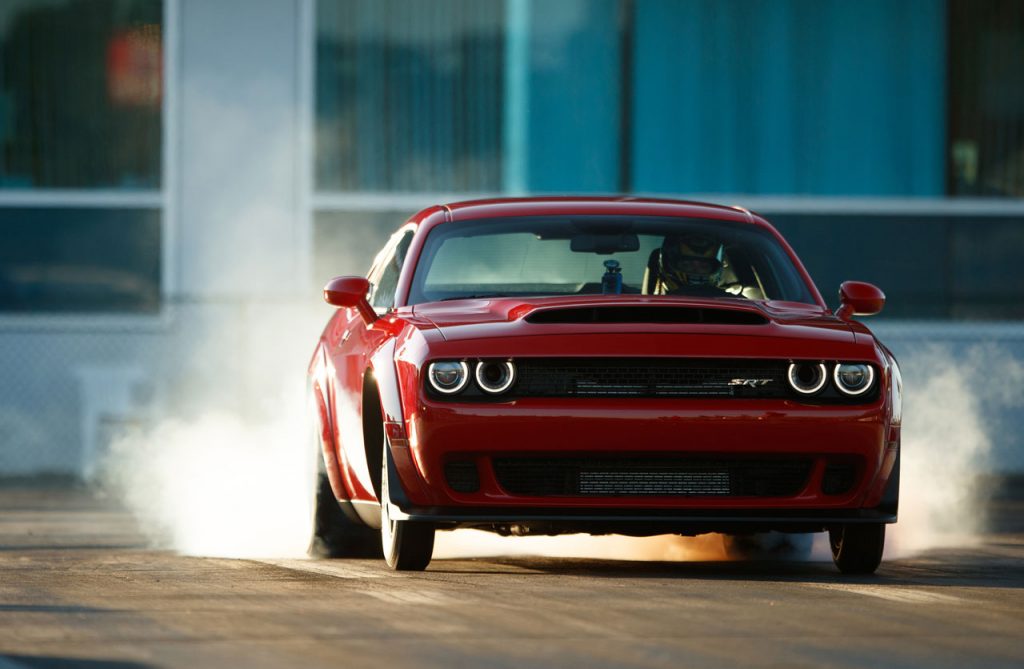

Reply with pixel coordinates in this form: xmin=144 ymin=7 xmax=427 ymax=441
xmin=427 ymin=361 xmax=469 ymax=394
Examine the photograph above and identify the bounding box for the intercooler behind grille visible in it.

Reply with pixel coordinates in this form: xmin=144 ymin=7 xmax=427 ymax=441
xmin=578 ymin=470 xmax=731 ymax=495
xmin=514 ymin=359 xmax=788 ymax=399
xmin=493 ymin=457 xmax=812 ymax=497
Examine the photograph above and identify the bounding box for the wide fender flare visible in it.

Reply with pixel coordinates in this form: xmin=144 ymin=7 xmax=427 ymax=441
xmin=309 ymin=343 xmax=352 ymax=503
xmin=369 ymin=339 xmax=431 ymax=508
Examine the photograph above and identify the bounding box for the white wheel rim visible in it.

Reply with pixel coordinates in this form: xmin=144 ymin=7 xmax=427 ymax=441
xmin=380 ymin=451 xmax=397 ymax=551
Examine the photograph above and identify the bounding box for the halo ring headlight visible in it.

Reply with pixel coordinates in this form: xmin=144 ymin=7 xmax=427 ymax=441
xmin=833 ymin=363 xmax=875 ymax=396
xmin=787 ymin=362 xmax=828 ymax=395
xmin=475 ymin=361 xmax=516 ymax=394
xmin=427 ymin=361 xmax=469 ymax=394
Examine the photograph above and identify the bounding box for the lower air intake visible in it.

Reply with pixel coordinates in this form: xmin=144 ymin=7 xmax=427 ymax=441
xmin=822 ymin=462 xmax=858 ymax=495
xmin=444 ymin=461 xmax=480 ymax=493
xmin=493 ymin=457 xmax=812 ymax=498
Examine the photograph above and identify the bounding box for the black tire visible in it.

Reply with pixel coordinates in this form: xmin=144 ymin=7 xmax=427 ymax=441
xmin=380 ymin=443 xmax=434 ymax=571
xmin=829 ymin=523 xmax=885 ymax=574
xmin=309 ymin=471 xmax=381 ymax=558
xmin=308 ymin=406 xmax=380 ymax=558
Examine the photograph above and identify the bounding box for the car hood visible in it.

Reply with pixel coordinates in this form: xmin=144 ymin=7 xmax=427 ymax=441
xmin=411 ymin=295 xmax=858 ymax=347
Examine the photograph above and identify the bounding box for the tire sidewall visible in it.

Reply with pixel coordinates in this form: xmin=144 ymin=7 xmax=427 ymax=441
xmin=830 ymin=523 xmax=885 ymax=574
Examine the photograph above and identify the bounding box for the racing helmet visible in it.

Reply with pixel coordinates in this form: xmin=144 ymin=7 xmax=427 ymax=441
xmin=659 ymin=234 xmax=725 ymax=290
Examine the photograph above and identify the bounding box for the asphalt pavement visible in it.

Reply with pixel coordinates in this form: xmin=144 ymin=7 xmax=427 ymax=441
xmin=0 ymin=484 xmax=1021 ymax=669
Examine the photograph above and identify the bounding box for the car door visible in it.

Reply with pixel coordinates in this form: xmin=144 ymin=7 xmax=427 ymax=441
xmin=328 ymin=226 xmax=415 ymax=502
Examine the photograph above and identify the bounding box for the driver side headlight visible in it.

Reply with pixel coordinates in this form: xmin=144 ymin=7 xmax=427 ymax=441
xmin=833 ymin=363 xmax=875 ymax=396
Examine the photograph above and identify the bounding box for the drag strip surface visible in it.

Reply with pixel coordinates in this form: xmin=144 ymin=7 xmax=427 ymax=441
xmin=0 ymin=487 xmax=1022 ymax=669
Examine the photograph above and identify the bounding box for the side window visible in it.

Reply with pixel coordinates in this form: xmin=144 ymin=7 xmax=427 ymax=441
xmin=369 ymin=230 xmax=415 ymax=312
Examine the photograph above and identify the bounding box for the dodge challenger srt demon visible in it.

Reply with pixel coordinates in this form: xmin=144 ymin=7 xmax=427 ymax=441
xmin=307 ymin=197 xmax=901 ymax=572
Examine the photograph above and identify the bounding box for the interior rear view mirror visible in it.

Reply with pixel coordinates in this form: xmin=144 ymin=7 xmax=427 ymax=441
xmin=570 ymin=233 xmax=640 ymax=254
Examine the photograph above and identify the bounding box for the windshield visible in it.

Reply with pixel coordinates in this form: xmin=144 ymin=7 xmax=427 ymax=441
xmin=408 ymin=216 xmax=816 ymax=305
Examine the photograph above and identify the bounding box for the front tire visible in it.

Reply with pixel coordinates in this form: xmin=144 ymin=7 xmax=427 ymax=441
xmin=380 ymin=443 xmax=434 ymax=571
xmin=829 ymin=523 xmax=885 ymax=574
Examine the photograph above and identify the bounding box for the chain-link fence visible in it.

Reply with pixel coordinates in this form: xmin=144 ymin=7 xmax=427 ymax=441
xmin=0 ymin=300 xmax=326 ymax=478
xmin=2 ymin=306 xmax=1023 ymax=478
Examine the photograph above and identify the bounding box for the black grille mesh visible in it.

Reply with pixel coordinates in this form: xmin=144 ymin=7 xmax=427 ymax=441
xmin=444 ymin=461 xmax=481 ymax=493
xmin=493 ymin=457 xmax=812 ymax=497
xmin=514 ymin=359 xmax=788 ymax=399
xmin=822 ymin=462 xmax=858 ymax=495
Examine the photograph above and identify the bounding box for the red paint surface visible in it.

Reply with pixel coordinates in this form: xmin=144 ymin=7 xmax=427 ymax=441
xmin=309 ymin=198 xmax=898 ymax=517
xmin=837 ymin=280 xmax=887 ymax=319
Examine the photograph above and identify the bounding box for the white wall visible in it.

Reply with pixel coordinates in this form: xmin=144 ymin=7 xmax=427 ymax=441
xmin=178 ymin=0 xmax=308 ymax=299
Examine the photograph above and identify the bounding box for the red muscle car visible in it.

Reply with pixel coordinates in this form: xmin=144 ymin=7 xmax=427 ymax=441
xmin=308 ymin=197 xmax=901 ymax=573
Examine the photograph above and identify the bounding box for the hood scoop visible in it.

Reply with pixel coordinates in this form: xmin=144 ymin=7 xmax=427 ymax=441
xmin=524 ymin=305 xmax=768 ymax=326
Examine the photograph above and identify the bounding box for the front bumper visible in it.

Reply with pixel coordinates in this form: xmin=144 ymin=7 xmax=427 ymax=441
xmin=388 ymin=505 xmax=896 ymax=536
xmin=391 ymin=396 xmax=897 ymax=518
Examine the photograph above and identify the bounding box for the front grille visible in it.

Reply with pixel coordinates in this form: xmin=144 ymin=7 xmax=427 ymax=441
xmin=493 ymin=457 xmax=812 ymax=497
xmin=514 ymin=358 xmax=788 ymax=399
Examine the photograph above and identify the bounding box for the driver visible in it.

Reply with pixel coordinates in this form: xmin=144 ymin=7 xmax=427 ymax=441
xmin=656 ymin=233 xmax=728 ymax=297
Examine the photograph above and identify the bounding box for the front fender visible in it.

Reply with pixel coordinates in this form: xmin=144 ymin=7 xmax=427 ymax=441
xmin=308 ymin=342 xmax=351 ymax=503
xmin=861 ymin=350 xmax=900 ymax=513
xmin=370 ymin=335 xmax=433 ymax=507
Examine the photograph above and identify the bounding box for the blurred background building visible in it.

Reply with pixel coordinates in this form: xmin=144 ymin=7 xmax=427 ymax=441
xmin=1 ymin=0 xmax=1023 ymax=477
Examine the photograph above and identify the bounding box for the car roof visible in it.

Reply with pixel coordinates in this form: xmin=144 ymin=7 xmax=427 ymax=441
xmin=438 ymin=196 xmax=762 ymax=226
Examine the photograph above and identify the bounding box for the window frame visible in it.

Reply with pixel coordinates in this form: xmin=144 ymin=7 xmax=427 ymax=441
xmin=0 ymin=0 xmax=178 ymax=330
xmin=366 ymin=225 xmax=416 ymax=315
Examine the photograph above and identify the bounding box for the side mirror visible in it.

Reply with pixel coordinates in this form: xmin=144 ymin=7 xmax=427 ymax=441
xmin=836 ymin=281 xmax=885 ymax=320
xmin=324 ymin=276 xmax=376 ymax=324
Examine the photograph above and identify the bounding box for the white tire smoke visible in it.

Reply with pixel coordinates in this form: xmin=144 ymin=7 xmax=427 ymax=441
xmin=102 ymin=344 xmax=1019 ymax=562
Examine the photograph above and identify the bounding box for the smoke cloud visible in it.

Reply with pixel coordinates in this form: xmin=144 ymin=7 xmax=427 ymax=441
xmin=886 ymin=343 xmax=1023 ymax=556
xmin=104 ymin=397 xmax=315 ymax=558
xmin=102 ymin=339 xmax=1018 ymax=564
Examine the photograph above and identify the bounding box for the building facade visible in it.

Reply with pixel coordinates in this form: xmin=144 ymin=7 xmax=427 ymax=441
xmin=1 ymin=0 xmax=1023 ymax=476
